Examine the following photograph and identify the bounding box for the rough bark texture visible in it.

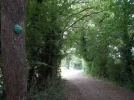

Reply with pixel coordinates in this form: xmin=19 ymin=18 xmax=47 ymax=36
xmin=0 ymin=1 xmax=1 ymax=57
xmin=1 ymin=0 xmax=27 ymax=100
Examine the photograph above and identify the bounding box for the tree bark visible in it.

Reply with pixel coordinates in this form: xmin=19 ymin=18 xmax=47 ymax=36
xmin=0 ymin=1 xmax=1 ymax=57
xmin=1 ymin=0 xmax=27 ymax=100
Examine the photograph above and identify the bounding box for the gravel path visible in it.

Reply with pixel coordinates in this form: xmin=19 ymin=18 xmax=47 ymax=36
xmin=63 ymin=70 xmax=134 ymax=100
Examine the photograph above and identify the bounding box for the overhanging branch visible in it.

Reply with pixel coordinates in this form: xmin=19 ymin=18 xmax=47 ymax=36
xmin=64 ymin=7 xmax=95 ymax=22
xmin=64 ymin=12 xmax=100 ymax=32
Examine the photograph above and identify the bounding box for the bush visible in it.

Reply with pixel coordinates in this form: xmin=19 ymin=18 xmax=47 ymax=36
xmin=28 ymin=78 xmax=65 ymax=100
xmin=124 ymin=80 xmax=134 ymax=91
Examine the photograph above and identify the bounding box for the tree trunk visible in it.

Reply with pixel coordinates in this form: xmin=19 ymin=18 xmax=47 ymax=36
xmin=1 ymin=0 xmax=27 ymax=100
xmin=0 ymin=1 xmax=1 ymax=57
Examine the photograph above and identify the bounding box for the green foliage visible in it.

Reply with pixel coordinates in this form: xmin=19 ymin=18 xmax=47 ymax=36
xmin=26 ymin=1 xmax=77 ymax=99
xmin=26 ymin=0 xmax=73 ymax=83
xmin=64 ymin=0 xmax=134 ymax=90
xmin=0 ymin=76 xmax=5 ymax=100
xmin=1 ymin=0 xmax=134 ymax=99
xmin=74 ymin=62 xmax=82 ymax=70
xmin=124 ymin=80 xmax=134 ymax=91
xmin=28 ymin=78 xmax=65 ymax=100
xmin=107 ymin=60 xmax=122 ymax=81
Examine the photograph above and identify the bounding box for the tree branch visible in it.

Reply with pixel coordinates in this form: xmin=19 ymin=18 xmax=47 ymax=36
xmin=62 ymin=7 xmax=95 ymax=34
xmin=64 ymin=7 xmax=94 ymax=22
xmin=64 ymin=12 xmax=100 ymax=32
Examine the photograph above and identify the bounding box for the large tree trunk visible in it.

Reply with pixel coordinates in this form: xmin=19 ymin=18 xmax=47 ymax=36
xmin=0 ymin=1 xmax=1 ymax=57
xmin=1 ymin=0 xmax=27 ymax=100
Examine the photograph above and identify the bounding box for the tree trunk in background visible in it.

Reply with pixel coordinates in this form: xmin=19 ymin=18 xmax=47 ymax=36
xmin=1 ymin=0 xmax=27 ymax=100
xmin=66 ymin=54 xmax=71 ymax=69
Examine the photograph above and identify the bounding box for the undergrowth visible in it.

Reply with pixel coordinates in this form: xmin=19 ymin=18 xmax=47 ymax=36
xmin=28 ymin=77 xmax=65 ymax=100
xmin=85 ymin=72 xmax=134 ymax=91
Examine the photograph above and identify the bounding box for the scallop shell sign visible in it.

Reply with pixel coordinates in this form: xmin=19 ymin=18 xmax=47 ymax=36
xmin=14 ymin=24 xmax=22 ymax=34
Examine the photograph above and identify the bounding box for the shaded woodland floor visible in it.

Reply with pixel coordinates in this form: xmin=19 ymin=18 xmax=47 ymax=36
xmin=63 ymin=70 xmax=134 ymax=100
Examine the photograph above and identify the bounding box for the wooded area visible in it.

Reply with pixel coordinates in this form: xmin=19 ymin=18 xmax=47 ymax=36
xmin=0 ymin=0 xmax=134 ymax=100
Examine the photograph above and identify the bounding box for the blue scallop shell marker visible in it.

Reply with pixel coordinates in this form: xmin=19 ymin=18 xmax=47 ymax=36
xmin=14 ymin=24 xmax=22 ymax=34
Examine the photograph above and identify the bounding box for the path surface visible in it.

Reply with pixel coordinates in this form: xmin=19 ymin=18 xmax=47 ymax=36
xmin=62 ymin=70 xmax=134 ymax=100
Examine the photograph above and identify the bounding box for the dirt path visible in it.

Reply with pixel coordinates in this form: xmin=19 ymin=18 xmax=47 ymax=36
xmin=63 ymin=70 xmax=134 ymax=100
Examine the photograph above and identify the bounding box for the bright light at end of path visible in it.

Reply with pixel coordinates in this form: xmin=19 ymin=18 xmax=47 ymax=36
xmin=61 ymin=68 xmax=83 ymax=79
